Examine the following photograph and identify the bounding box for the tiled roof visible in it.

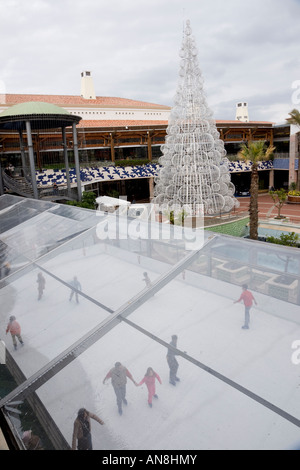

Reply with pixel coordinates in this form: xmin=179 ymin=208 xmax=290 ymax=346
xmin=2 ymin=94 xmax=170 ymax=110
xmin=78 ymin=119 xmax=273 ymax=129
xmin=78 ymin=120 xmax=168 ymax=128
xmin=0 ymin=95 xmax=273 ymax=126
xmin=216 ymin=119 xmax=273 ymax=125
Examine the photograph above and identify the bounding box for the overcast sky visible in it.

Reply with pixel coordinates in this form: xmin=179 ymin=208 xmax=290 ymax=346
xmin=1 ymin=0 xmax=300 ymax=124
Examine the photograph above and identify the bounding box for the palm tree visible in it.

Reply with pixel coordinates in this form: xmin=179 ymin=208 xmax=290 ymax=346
xmin=239 ymin=141 xmax=275 ymax=240
xmin=286 ymin=108 xmax=300 ymax=126
xmin=286 ymin=108 xmax=300 ymax=190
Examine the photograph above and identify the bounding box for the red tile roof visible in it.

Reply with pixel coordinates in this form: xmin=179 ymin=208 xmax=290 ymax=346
xmin=2 ymin=94 xmax=170 ymax=110
xmin=0 ymin=94 xmax=273 ymax=126
xmin=78 ymin=120 xmax=168 ymax=128
xmin=78 ymin=119 xmax=273 ymax=129
xmin=216 ymin=119 xmax=273 ymax=125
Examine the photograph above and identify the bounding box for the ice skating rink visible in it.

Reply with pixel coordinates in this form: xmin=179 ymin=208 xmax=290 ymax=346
xmin=1 ymin=238 xmax=300 ymax=450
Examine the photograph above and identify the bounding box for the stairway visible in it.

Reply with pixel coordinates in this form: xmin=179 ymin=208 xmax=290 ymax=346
xmin=2 ymin=171 xmax=77 ymax=201
xmin=2 ymin=172 xmax=34 ymax=198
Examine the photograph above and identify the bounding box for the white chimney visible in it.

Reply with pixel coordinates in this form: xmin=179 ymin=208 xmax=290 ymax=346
xmin=80 ymin=71 xmax=96 ymax=100
xmin=236 ymin=102 xmax=249 ymax=122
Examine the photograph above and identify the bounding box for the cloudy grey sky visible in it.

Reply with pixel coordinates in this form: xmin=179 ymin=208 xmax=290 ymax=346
xmin=1 ymin=0 xmax=300 ymax=124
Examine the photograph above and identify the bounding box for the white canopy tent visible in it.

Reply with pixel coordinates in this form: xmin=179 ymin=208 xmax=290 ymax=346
xmin=96 ymin=195 xmax=131 ymax=214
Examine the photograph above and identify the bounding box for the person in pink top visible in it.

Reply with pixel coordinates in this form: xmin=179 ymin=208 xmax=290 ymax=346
xmin=6 ymin=315 xmax=24 ymax=350
xmin=234 ymin=284 xmax=257 ymax=330
xmin=138 ymin=367 xmax=162 ymax=408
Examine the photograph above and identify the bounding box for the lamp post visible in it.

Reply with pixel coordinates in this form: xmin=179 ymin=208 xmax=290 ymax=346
xmin=62 ymin=127 xmax=71 ymax=197
xmin=72 ymin=122 xmax=82 ymax=202
xmin=25 ymin=120 xmax=39 ymax=199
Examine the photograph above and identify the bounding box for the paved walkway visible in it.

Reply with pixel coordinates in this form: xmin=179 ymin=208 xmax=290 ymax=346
xmin=234 ymin=193 xmax=300 ymax=224
xmin=202 ymin=194 xmax=300 ymax=235
xmin=259 ymin=222 xmax=300 ymax=234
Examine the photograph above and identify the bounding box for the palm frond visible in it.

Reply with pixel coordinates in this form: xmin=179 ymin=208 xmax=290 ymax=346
xmin=286 ymin=109 xmax=300 ymax=127
xmin=238 ymin=140 xmax=275 ymax=163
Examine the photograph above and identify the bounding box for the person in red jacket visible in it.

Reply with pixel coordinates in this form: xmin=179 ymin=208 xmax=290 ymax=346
xmin=138 ymin=367 xmax=162 ymax=408
xmin=234 ymin=284 xmax=257 ymax=330
xmin=6 ymin=315 xmax=24 ymax=350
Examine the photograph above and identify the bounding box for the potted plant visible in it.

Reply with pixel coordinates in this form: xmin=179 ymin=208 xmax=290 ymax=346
xmin=287 ymin=190 xmax=300 ymax=204
xmin=269 ymin=188 xmax=287 ymax=218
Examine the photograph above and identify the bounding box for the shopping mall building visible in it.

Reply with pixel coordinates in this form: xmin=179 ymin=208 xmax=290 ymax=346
xmin=0 ymin=73 xmax=300 ymax=451
xmin=0 ymin=72 xmax=298 ymax=201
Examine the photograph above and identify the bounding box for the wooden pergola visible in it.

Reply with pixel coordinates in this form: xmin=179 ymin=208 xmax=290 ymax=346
xmin=0 ymin=120 xmax=274 ymax=158
xmin=218 ymin=121 xmax=274 ymax=145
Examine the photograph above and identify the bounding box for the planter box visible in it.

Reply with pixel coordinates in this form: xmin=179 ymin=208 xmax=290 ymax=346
xmin=191 ymin=254 xmax=210 ymax=274
xmin=266 ymin=275 xmax=299 ymax=303
xmin=287 ymin=195 xmax=300 ymax=204
xmin=215 ymin=261 xmax=249 ymax=284
xmin=251 ymin=269 xmax=277 ymax=294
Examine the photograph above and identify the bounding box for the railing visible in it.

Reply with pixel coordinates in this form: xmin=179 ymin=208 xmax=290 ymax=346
xmin=2 ymin=171 xmax=77 ymax=201
xmin=274 ymin=152 xmax=290 ymax=159
xmin=38 ymin=186 xmax=78 ymax=200
xmin=2 ymin=172 xmax=34 ymax=198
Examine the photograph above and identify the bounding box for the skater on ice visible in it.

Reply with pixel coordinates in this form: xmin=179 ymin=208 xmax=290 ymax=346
xmin=6 ymin=315 xmax=24 ymax=350
xmin=72 ymin=408 xmax=104 ymax=450
xmin=142 ymin=272 xmax=152 ymax=288
xmin=37 ymin=272 xmax=46 ymax=300
xmin=234 ymin=284 xmax=257 ymax=330
xmin=138 ymin=367 xmax=162 ymax=408
xmin=103 ymin=362 xmax=137 ymax=415
xmin=167 ymin=335 xmax=180 ymax=386
xmin=69 ymin=276 xmax=82 ymax=304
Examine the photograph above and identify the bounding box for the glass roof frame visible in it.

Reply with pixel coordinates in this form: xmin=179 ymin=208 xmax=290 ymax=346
xmin=0 ymin=195 xmax=300 ymax=450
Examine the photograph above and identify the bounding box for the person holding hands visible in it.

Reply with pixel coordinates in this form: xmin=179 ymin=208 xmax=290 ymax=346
xmin=138 ymin=367 xmax=162 ymax=408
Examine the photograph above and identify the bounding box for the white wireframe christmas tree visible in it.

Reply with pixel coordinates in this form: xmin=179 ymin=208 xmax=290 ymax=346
xmin=153 ymin=20 xmax=239 ymax=216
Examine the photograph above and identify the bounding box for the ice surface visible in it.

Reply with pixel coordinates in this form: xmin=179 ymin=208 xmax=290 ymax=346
xmin=0 ymin=195 xmax=300 ymax=450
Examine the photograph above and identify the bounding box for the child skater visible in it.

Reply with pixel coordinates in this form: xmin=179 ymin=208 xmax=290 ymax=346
xmin=142 ymin=272 xmax=152 ymax=288
xmin=138 ymin=367 xmax=162 ymax=408
xmin=6 ymin=315 xmax=24 ymax=351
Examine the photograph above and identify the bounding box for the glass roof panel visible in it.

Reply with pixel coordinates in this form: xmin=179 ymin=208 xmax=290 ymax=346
xmin=0 ymin=211 xmax=95 ymax=261
xmin=0 ymin=194 xmax=25 ymax=211
xmin=0 ymin=265 xmax=111 ymax=374
xmin=48 ymin=204 xmax=99 ymax=224
xmin=0 ymin=195 xmax=299 ymax=450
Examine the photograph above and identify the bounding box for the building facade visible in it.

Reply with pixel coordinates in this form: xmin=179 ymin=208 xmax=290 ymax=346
xmin=0 ymin=73 xmax=298 ymax=200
